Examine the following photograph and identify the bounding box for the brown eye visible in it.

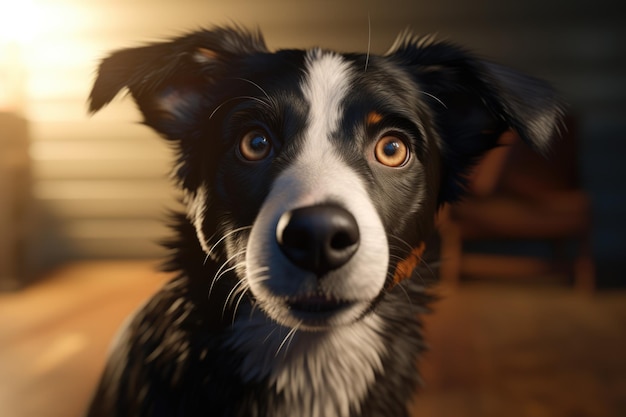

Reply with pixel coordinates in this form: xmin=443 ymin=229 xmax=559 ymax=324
xmin=239 ymin=130 xmax=272 ymax=161
xmin=374 ymin=135 xmax=409 ymax=167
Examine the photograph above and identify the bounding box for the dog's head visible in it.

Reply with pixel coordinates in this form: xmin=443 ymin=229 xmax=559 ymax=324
xmin=90 ymin=26 xmax=561 ymax=331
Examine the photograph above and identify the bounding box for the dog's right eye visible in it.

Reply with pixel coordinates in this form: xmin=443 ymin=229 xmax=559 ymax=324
xmin=374 ymin=134 xmax=410 ymax=168
xmin=239 ymin=130 xmax=272 ymax=161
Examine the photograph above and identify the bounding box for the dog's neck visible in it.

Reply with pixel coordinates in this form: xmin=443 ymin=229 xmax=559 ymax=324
xmin=225 ymin=305 xmax=388 ymax=417
xmin=163 ymin=214 xmax=432 ymax=417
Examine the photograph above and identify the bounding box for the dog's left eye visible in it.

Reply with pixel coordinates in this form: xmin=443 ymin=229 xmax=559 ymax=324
xmin=374 ymin=134 xmax=410 ymax=167
xmin=239 ymin=130 xmax=272 ymax=161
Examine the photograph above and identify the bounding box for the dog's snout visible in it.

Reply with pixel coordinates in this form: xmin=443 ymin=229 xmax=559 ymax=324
xmin=276 ymin=204 xmax=360 ymax=276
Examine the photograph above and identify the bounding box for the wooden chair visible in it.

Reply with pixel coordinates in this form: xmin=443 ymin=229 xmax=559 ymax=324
xmin=439 ymin=117 xmax=595 ymax=291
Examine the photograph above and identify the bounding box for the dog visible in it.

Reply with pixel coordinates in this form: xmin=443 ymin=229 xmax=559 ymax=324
xmin=86 ymin=25 xmax=562 ymax=417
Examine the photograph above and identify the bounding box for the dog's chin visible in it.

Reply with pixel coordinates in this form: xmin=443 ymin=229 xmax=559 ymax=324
xmin=256 ymin=294 xmax=373 ymax=331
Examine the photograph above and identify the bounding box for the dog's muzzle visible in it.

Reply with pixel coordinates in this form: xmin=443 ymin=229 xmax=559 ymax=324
xmin=276 ymin=204 xmax=360 ymax=277
xmin=244 ymin=160 xmax=390 ymax=329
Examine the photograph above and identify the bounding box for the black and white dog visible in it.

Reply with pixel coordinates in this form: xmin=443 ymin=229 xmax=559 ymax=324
xmin=87 ymin=26 xmax=561 ymax=417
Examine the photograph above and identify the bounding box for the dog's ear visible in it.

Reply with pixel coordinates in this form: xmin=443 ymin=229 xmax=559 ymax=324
xmin=387 ymin=34 xmax=564 ymax=202
xmin=88 ymin=26 xmax=268 ymax=140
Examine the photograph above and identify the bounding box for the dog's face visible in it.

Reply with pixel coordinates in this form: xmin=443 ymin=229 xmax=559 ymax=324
xmin=90 ymin=27 xmax=561 ymax=331
xmin=224 ymin=49 xmax=439 ymax=330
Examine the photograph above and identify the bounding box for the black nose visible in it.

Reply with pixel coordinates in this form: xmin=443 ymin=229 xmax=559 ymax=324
xmin=276 ymin=204 xmax=360 ymax=276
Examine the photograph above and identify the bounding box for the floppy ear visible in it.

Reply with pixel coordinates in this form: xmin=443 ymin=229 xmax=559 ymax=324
xmin=388 ymin=34 xmax=564 ymax=203
xmin=88 ymin=26 xmax=268 ymax=189
xmin=89 ymin=26 xmax=268 ymax=140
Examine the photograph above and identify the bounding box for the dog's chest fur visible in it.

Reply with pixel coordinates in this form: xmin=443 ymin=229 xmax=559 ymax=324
xmin=227 ymin=306 xmax=387 ymax=417
xmin=104 ymin=238 xmax=432 ymax=417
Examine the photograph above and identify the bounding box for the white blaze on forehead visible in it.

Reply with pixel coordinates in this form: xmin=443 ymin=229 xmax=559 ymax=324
xmin=240 ymin=50 xmax=390 ymax=417
xmin=245 ymin=49 xmax=389 ymax=300
xmin=301 ymin=49 xmax=353 ymax=148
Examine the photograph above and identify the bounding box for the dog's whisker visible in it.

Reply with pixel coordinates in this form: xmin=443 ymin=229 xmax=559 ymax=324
xmin=395 ymin=281 xmax=413 ymax=305
xmin=413 ymin=270 xmax=429 ymax=286
xmin=262 ymin=326 xmax=279 ymax=344
xmin=388 ymin=236 xmax=438 ymax=284
xmin=209 ymin=250 xmax=247 ymax=299
xmin=391 ymin=259 xmax=428 ymax=286
xmin=209 ymin=96 xmax=270 ymax=120
xmin=248 ymin=299 xmax=259 ymax=320
xmin=364 ymin=11 xmax=371 ymax=73
xmin=387 ymin=234 xmax=415 ymax=252
xmin=229 ymin=269 xmax=251 ymax=300
xmin=388 ymin=244 xmax=409 ymax=252
xmin=420 ymin=91 xmax=447 ymax=109
xmin=209 ymin=263 xmax=239 ymax=297
xmin=389 ymin=254 xmax=409 ymax=262
xmin=275 ymin=321 xmax=301 ymax=358
xmin=414 ymin=258 xmax=440 ymax=285
xmin=203 ymin=230 xmax=221 ymax=264
xmin=231 ymin=283 xmax=251 ymax=325
xmin=206 ymin=225 xmax=253 ymax=261
xmin=223 ymin=276 xmax=248 ymax=318
xmin=232 ymin=276 xmax=251 ymax=300
xmin=233 ymin=77 xmax=271 ymax=101
xmin=419 ymin=260 xmax=439 ymax=283
xmin=233 ymin=283 xmax=249 ymax=307
xmin=386 ymin=258 xmax=428 ymax=287
xmin=235 ymin=267 xmax=269 ymax=321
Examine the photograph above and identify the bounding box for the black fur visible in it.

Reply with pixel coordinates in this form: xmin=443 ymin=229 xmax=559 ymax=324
xmin=86 ymin=214 xmax=435 ymax=417
xmin=86 ymin=26 xmax=562 ymax=417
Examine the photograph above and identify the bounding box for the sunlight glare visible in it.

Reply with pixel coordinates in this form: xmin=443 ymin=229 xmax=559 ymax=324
xmin=0 ymin=0 xmax=45 ymax=44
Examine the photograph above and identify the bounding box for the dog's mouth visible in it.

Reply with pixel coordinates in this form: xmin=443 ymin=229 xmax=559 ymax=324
xmin=263 ymin=293 xmax=364 ymax=329
xmin=287 ymin=295 xmax=354 ymax=315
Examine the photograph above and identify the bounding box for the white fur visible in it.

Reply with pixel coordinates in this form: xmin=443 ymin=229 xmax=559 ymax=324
xmin=301 ymin=49 xmax=351 ymax=154
xmin=227 ymin=307 xmax=388 ymax=417
xmin=246 ymin=50 xmax=389 ymax=315
xmin=237 ymin=51 xmax=391 ymax=417
xmin=184 ymin=185 xmax=213 ymax=256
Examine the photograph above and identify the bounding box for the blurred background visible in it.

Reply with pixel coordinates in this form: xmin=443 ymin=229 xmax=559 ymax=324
xmin=0 ymin=0 xmax=624 ymax=285
xmin=0 ymin=0 xmax=624 ymax=416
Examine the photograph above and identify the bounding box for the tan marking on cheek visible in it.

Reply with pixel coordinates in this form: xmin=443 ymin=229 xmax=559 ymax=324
xmin=366 ymin=111 xmax=383 ymax=126
xmin=391 ymin=242 xmax=426 ymax=286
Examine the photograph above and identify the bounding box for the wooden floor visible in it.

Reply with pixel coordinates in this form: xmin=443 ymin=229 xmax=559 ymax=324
xmin=0 ymin=261 xmax=625 ymax=417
